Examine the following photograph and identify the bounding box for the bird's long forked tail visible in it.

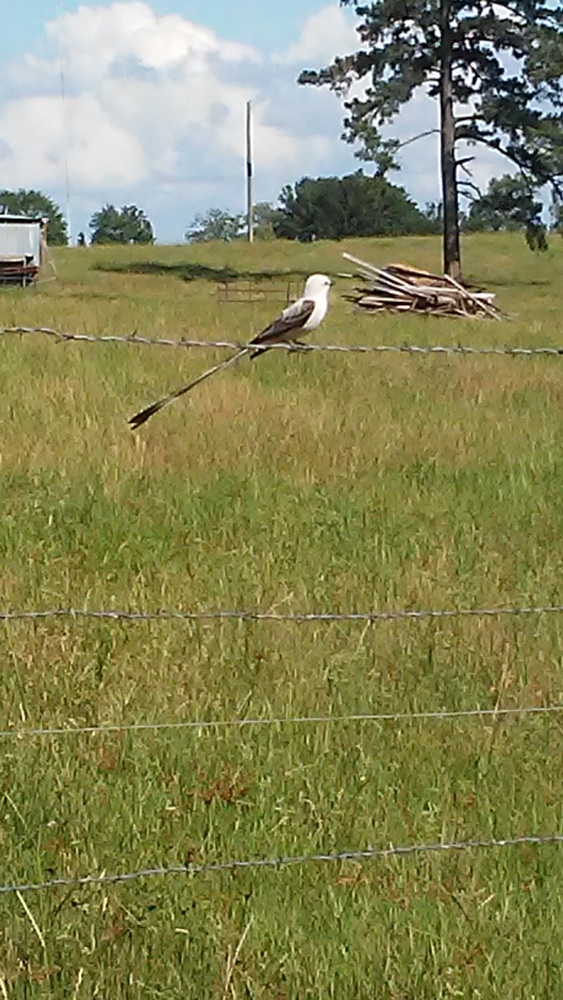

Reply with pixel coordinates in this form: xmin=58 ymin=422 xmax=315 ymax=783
xmin=129 ymin=348 xmax=249 ymax=430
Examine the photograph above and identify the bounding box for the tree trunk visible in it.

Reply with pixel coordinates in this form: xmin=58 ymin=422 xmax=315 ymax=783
xmin=439 ymin=0 xmax=462 ymax=280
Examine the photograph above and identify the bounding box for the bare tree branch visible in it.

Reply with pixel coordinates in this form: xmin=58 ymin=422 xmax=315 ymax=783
xmin=457 ymin=156 xmax=476 ymax=170
xmin=455 ymin=113 xmax=487 ymax=125
xmin=396 ymin=128 xmax=439 ymax=150
xmin=457 ymin=178 xmax=482 ymax=199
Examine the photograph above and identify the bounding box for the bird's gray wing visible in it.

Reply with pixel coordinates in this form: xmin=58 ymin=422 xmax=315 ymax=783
xmin=249 ymin=298 xmax=315 ymax=356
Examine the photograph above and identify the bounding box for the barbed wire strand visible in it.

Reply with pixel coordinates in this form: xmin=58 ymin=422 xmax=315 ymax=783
xmin=0 ymin=704 xmax=561 ymax=740
xmin=2 ymin=834 xmax=562 ymax=896
xmin=1 ymin=603 xmax=563 ymax=624
xmin=2 ymin=326 xmax=563 ymax=356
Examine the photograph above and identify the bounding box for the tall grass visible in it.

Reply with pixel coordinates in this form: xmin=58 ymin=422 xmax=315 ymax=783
xmin=0 ymin=234 xmax=562 ymax=998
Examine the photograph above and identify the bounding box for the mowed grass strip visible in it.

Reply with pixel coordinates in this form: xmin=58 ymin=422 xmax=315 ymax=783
xmin=0 ymin=234 xmax=562 ymax=998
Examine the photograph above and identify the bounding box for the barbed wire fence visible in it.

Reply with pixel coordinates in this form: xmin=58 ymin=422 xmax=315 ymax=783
xmin=3 ymin=324 xmax=563 ymax=899
xmin=1 ymin=598 xmax=563 ymax=896
xmin=2 ymin=602 xmax=562 ymax=736
xmin=0 ymin=703 xmax=561 ymax=741
xmin=3 ymin=834 xmax=563 ymax=897
xmin=2 ymin=325 xmax=563 ymax=356
xmin=2 ymin=600 xmax=563 ymax=624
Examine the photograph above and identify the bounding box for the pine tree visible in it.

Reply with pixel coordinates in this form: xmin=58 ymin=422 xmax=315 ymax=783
xmin=466 ymin=175 xmax=542 ymax=232
xmin=299 ymin=0 xmax=563 ymax=279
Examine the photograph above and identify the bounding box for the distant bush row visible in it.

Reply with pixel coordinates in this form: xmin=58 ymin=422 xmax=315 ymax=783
xmin=2 ymin=173 xmax=560 ymax=248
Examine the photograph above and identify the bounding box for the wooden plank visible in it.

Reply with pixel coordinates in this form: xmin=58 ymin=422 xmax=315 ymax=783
xmin=442 ymin=273 xmax=501 ymax=320
xmin=342 ymin=250 xmax=502 ymax=320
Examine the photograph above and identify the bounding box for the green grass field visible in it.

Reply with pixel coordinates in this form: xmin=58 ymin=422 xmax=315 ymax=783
xmin=0 ymin=233 xmax=562 ymax=998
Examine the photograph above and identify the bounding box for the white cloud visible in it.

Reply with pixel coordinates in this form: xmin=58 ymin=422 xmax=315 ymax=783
xmin=47 ymin=1 xmax=259 ymax=80
xmin=0 ymin=93 xmax=146 ymax=189
xmin=0 ymin=1 xmax=516 ymax=241
xmin=278 ymin=4 xmax=359 ymax=66
xmin=0 ymin=0 xmax=341 ymax=238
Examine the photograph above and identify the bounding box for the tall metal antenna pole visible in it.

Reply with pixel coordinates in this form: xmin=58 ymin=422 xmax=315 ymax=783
xmin=246 ymin=101 xmax=254 ymax=243
xmin=54 ymin=0 xmax=72 ymax=244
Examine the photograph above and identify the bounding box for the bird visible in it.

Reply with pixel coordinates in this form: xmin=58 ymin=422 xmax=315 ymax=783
xmin=129 ymin=273 xmax=331 ymax=429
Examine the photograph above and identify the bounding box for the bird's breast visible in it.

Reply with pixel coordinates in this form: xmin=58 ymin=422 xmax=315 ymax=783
xmin=304 ymin=299 xmax=327 ymax=330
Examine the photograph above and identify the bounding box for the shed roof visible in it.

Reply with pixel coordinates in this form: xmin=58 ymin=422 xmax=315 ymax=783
xmin=0 ymin=214 xmax=45 ymax=225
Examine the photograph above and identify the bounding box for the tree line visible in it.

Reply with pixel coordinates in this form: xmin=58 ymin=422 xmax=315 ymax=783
xmin=0 ymin=192 xmax=155 ymax=246
xmin=2 ymin=3 xmax=562 ymax=272
xmin=2 ymin=173 xmax=561 ymax=249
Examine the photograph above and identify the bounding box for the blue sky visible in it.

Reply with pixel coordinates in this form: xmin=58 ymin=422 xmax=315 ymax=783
xmin=0 ymin=1 xmax=509 ymax=243
xmin=2 ymin=0 xmax=342 ymax=62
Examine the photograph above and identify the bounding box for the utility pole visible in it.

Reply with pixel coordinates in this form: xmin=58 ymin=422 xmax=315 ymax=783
xmin=246 ymin=100 xmax=254 ymax=243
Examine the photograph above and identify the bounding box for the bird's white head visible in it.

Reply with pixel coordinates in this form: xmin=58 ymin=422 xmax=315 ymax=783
xmin=304 ymin=273 xmax=332 ymax=298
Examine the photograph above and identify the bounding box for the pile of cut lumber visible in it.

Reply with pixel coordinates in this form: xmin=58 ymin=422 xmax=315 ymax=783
xmin=341 ymin=252 xmax=502 ymax=319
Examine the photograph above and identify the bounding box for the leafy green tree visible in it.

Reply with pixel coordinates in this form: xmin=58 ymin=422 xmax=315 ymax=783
xmin=273 ymin=172 xmax=433 ymax=241
xmin=422 ymin=202 xmax=443 ymax=234
xmin=466 ymin=175 xmax=543 ymax=232
xmin=185 ymin=208 xmax=244 ymax=243
xmin=90 ymin=204 xmax=154 ymax=244
xmin=467 ymin=174 xmax=549 ymax=250
xmin=299 ymin=0 xmax=563 ymax=279
xmin=252 ymin=202 xmax=279 ymax=240
xmin=0 ymin=188 xmax=68 ymax=245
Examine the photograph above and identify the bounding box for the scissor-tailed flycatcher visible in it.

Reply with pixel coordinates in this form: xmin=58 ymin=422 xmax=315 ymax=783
xmin=129 ymin=273 xmax=331 ymax=429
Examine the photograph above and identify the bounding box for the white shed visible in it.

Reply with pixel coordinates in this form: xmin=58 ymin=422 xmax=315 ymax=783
xmin=0 ymin=215 xmax=47 ymax=286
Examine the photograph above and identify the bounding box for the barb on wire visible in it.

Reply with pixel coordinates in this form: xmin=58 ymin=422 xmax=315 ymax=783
xmin=2 ymin=833 xmax=562 ymax=896
xmin=2 ymin=326 xmax=563 ymax=356
xmin=1 ymin=603 xmax=563 ymax=624
xmin=0 ymin=704 xmax=561 ymax=740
